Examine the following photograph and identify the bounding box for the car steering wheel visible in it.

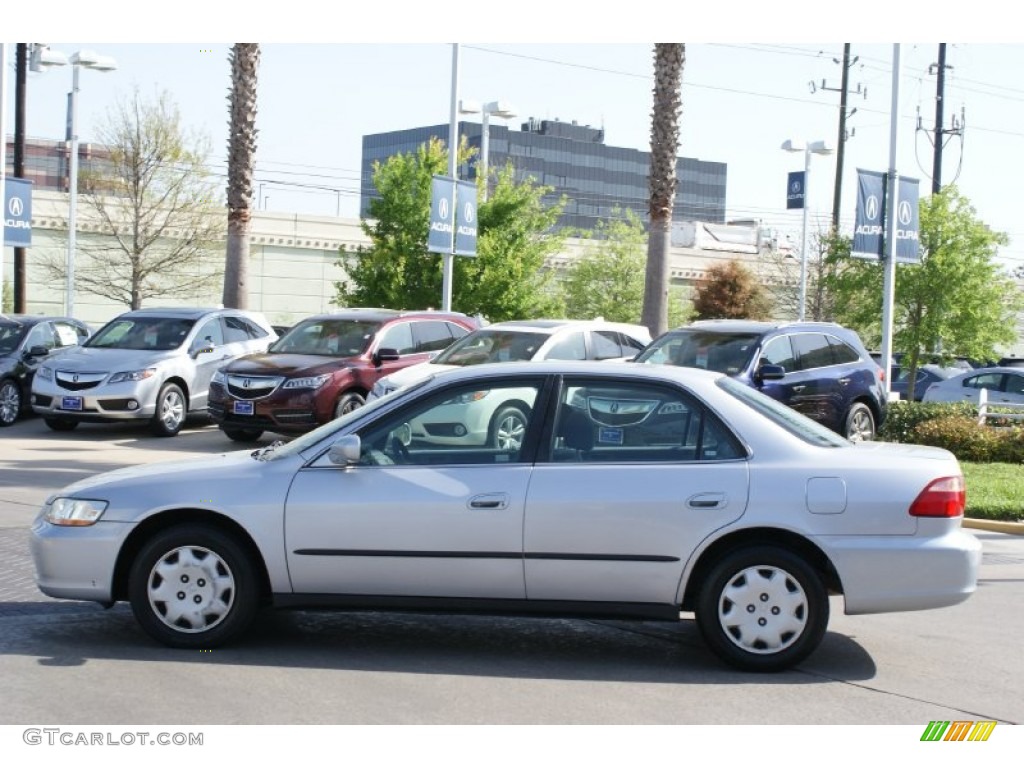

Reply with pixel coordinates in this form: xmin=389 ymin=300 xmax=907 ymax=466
xmin=388 ymin=434 xmax=412 ymax=464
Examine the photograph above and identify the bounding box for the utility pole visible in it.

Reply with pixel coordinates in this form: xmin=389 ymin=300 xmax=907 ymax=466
xmin=813 ymin=45 xmax=865 ymax=231
xmin=13 ymin=43 xmax=28 ymax=313
xmin=918 ymin=44 xmax=964 ymax=195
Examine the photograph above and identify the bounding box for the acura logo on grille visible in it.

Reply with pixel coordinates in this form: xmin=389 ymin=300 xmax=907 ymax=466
xmin=243 ymin=379 xmax=252 ymax=389
xmin=610 ymin=402 xmax=620 ymax=413
xmin=73 ymin=374 xmax=80 ymax=383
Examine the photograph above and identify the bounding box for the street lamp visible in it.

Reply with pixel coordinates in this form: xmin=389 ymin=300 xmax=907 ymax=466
xmin=458 ymin=99 xmax=516 ymax=200
xmin=782 ymin=138 xmax=834 ymax=321
xmin=65 ymin=49 xmax=117 ymax=317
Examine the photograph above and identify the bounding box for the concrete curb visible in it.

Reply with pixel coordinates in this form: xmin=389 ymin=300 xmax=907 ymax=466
xmin=963 ymin=518 xmax=1024 ymax=535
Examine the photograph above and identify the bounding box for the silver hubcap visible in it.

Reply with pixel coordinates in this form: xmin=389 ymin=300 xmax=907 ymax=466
xmin=718 ymin=565 xmax=808 ymax=655
xmin=0 ymin=382 xmax=19 ymax=424
xmin=336 ymin=396 xmax=363 ymax=418
xmin=848 ymin=409 xmax=873 ymax=442
xmin=147 ymin=545 xmax=235 ymax=633
xmin=495 ymin=413 xmax=525 ymax=450
xmin=160 ymin=390 xmax=185 ymax=430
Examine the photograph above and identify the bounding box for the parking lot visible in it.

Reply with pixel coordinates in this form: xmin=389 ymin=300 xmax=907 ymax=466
xmin=1 ymin=413 xmax=1022 ymax=726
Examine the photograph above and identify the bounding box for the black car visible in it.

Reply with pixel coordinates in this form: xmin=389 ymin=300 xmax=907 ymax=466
xmin=0 ymin=314 xmax=91 ymax=427
xmin=635 ymin=319 xmax=887 ymax=441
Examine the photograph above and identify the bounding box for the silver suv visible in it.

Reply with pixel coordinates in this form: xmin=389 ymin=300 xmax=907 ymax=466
xmin=31 ymin=307 xmax=277 ymax=436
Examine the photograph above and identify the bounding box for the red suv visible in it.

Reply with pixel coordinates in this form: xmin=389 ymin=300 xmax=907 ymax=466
xmin=207 ymin=309 xmax=477 ymax=441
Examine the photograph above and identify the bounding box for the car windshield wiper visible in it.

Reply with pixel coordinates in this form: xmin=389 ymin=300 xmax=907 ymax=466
xmin=251 ymin=440 xmax=286 ymax=461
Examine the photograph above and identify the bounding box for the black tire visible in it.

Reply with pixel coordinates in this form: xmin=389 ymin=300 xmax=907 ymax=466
xmin=44 ymin=417 xmax=78 ymax=432
xmin=128 ymin=524 xmax=261 ymax=649
xmin=223 ymin=427 xmax=264 ymax=442
xmin=695 ymin=546 xmax=829 ymax=673
xmin=0 ymin=379 xmax=21 ymax=427
xmin=488 ymin=404 xmax=528 ymax=451
xmin=843 ymin=402 xmax=875 ymax=443
xmin=150 ymin=382 xmax=187 ymax=437
xmin=334 ymin=391 xmax=365 ymax=419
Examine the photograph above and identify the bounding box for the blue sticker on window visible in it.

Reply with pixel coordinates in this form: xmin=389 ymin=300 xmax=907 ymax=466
xmin=598 ymin=427 xmax=624 ymax=444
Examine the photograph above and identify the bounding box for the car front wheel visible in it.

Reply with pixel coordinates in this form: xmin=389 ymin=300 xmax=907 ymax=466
xmin=0 ymin=379 xmax=21 ymax=427
xmin=334 ymin=392 xmax=365 ymax=419
xmin=489 ymin=405 xmax=528 ymax=451
xmin=843 ymin=402 xmax=875 ymax=442
xmin=128 ymin=524 xmax=261 ymax=648
xmin=151 ymin=382 xmax=186 ymax=437
xmin=44 ymin=417 xmax=78 ymax=432
xmin=695 ymin=546 xmax=828 ymax=673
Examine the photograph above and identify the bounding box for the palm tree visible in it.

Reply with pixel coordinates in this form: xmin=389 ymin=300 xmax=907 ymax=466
xmin=641 ymin=43 xmax=685 ymax=337
xmin=223 ymin=43 xmax=260 ymax=309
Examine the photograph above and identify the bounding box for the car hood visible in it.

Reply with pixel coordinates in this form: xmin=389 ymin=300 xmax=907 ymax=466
xmin=45 ymin=346 xmax=178 ymax=371
xmin=222 ymin=353 xmax=358 ymax=377
xmin=384 ymin=362 xmax=456 ymax=387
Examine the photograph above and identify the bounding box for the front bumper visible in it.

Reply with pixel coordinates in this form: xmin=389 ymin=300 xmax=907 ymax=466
xmin=30 ymin=518 xmax=134 ymax=603
xmin=31 ymin=377 xmax=161 ymax=422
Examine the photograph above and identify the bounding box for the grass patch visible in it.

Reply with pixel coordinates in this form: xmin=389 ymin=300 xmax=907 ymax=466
xmin=962 ymin=462 xmax=1024 ymax=521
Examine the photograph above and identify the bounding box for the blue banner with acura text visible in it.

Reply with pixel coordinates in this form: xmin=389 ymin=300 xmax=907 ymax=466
xmin=852 ymin=170 xmax=920 ymax=263
xmin=3 ymin=177 xmax=33 ymax=248
xmin=453 ymin=180 xmax=478 ymax=257
xmin=786 ymin=171 xmax=805 ymax=210
xmin=427 ymin=176 xmax=455 ymax=254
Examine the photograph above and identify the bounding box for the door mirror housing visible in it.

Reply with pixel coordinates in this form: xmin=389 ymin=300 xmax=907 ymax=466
xmin=375 ymin=347 xmax=400 ymax=364
xmin=758 ymin=363 xmax=786 ymax=382
xmin=328 ymin=434 xmax=362 ymax=465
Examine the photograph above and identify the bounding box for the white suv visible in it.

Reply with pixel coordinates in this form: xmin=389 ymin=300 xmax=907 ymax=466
xmin=32 ymin=307 xmax=277 ymax=437
xmin=368 ymin=319 xmax=652 ymax=449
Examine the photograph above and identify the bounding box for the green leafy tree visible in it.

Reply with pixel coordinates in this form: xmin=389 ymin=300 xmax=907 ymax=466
xmin=337 ymin=138 xmax=566 ymax=320
xmin=692 ymin=259 xmax=773 ymax=320
xmin=825 ymin=188 xmax=1020 ymax=399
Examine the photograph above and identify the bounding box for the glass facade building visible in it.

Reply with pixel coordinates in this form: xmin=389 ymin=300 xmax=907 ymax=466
xmin=361 ymin=119 xmax=727 ymax=232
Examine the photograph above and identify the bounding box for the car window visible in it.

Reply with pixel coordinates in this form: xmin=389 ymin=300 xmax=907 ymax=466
xmin=446 ymin=322 xmax=471 ymax=342
xmin=53 ymin=321 xmax=87 ymax=347
xmin=1006 ymin=374 xmax=1024 ymax=396
xmin=433 ymin=330 xmax=546 ymax=366
xmin=546 ymin=331 xmax=587 ymax=361
xmin=589 ymin=330 xmax=624 ymax=360
xmin=224 ymin=315 xmax=267 ymax=342
xmin=549 ymin=379 xmax=744 ymax=463
xmin=24 ymin=322 xmax=56 ymax=351
xmin=963 ymin=373 xmax=1003 ymax=391
xmin=377 ymin=322 xmax=415 ymax=355
xmin=356 ymin=379 xmax=542 ymax=465
xmin=195 ymin=318 xmax=225 ymax=348
xmin=620 ymin=333 xmax=648 ymax=355
xmin=791 ymin=333 xmax=834 ymax=370
xmin=275 ymin=320 xmax=379 ymax=356
xmin=759 ymin=335 xmax=796 ymax=371
xmin=412 ymin=320 xmax=456 ymax=354
xmin=635 ymin=330 xmax=759 ymax=374
xmin=718 ymin=377 xmax=849 ymax=447
xmin=827 ymin=335 xmax=861 ymax=365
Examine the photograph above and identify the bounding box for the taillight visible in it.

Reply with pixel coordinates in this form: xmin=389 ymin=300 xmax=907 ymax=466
xmin=878 ymin=365 xmax=886 ymax=383
xmin=909 ymin=476 xmax=966 ymax=517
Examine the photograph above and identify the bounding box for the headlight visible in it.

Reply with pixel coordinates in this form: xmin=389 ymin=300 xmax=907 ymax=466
xmin=212 ymin=369 xmax=226 ymax=385
xmin=38 ymin=366 xmax=53 ymax=381
xmin=442 ymin=390 xmax=490 ymax=405
xmin=44 ymin=497 xmax=108 ymax=527
xmin=283 ymin=374 xmax=331 ymax=390
xmin=108 ymin=367 xmax=156 ymax=384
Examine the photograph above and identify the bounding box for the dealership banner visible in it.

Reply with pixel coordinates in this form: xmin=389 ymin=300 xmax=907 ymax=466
xmin=453 ymin=180 xmax=478 ymax=257
xmin=852 ymin=169 xmax=920 ymax=263
xmin=3 ymin=177 xmax=32 ymax=248
xmin=427 ymin=176 xmax=456 ymax=254
xmin=786 ymin=171 xmax=805 ymax=210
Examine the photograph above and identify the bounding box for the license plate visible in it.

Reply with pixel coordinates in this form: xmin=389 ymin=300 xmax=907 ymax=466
xmin=232 ymin=401 xmax=254 ymax=415
xmin=60 ymin=396 xmax=83 ymax=411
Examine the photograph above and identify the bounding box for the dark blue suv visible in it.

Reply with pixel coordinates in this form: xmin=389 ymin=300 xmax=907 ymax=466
xmin=635 ymin=320 xmax=887 ymax=441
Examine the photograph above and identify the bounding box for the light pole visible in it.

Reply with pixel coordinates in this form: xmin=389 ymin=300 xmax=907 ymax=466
xmin=458 ymin=99 xmax=516 ymax=200
xmin=782 ymin=138 xmax=833 ymax=321
xmin=65 ymin=49 xmax=117 ymax=317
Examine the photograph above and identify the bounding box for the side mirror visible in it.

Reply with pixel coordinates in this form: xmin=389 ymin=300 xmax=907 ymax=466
xmin=757 ymin=363 xmax=786 ymax=382
xmin=328 ymin=434 xmax=362 ymax=466
xmin=26 ymin=345 xmax=50 ymax=358
xmin=375 ymin=347 xmax=400 ymax=364
xmin=191 ymin=346 xmax=215 ymax=359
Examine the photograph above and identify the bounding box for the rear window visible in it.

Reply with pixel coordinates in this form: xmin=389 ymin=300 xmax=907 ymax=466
xmin=717 ymin=377 xmax=849 ymax=447
xmin=636 ymin=330 xmax=760 ymax=375
xmin=433 ymin=330 xmax=547 ymax=366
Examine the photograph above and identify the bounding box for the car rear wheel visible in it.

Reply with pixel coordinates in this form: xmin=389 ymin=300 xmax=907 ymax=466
xmin=223 ymin=427 xmax=264 ymax=442
xmin=695 ymin=546 xmax=828 ymax=673
xmin=128 ymin=524 xmax=261 ymax=648
xmin=0 ymin=379 xmax=21 ymax=427
xmin=44 ymin=417 xmax=78 ymax=432
xmin=334 ymin=392 xmax=365 ymax=419
xmin=489 ymin=405 xmax=528 ymax=451
xmin=843 ymin=403 xmax=875 ymax=442
xmin=150 ymin=383 xmax=186 ymax=437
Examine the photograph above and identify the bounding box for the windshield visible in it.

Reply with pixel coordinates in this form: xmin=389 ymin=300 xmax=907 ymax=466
xmin=271 ymin=319 xmax=381 ymax=356
xmin=717 ymin=377 xmax=849 ymax=447
xmin=433 ymin=329 xmax=547 ymax=366
xmin=263 ymin=376 xmax=433 ymax=461
xmin=636 ymin=330 xmax=760 ymax=375
xmin=0 ymin=323 xmax=28 ymax=354
xmin=85 ymin=318 xmax=195 ymax=351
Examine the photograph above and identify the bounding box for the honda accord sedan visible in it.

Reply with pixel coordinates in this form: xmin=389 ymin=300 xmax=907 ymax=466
xmin=30 ymin=361 xmax=980 ymax=672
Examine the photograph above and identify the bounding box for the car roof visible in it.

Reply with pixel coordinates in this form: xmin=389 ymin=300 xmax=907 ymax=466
xmin=679 ymin=319 xmax=851 ymax=335
xmin=0 ymin=313 xmax=84 ymax=327
xmin=117 ymin=307 xmax=228 ymax=320
xmin=418 ymin=359 xmax=725 ymax=384
xmin=298 ymin=309 xmax=475 ymax=324
xmin=485 ymin=319 xmax=651 ymax=338
xmin=940 ymin=366 xmax=1024 ymax=381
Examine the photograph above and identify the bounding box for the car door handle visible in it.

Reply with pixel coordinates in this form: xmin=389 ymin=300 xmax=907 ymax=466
xmin=469 ymin=493 xmax=509 ymax=510
xmin=791 ymin=385 xmax=806 ymax=393
xmin=838 ymin=377 xmax=851 ymax=385
xmin=687 ymin=493 xmax=726 ymax=510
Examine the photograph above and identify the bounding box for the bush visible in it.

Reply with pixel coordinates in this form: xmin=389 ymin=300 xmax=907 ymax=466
xmin=878 ymin=400 xmax=976 ymax=443
xmin=908 ymin=415 xmax=1024 ymax=463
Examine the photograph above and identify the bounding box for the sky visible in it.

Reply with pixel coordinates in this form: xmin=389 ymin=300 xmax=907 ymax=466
xmin=5 ymin=2 xmax=1024 ymax=279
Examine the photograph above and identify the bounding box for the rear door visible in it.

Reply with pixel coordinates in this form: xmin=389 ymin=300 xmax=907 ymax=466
xmin=788 ymin=332 xmax=843 ymax=430
xmin=522 ymin=376 xmax=749 ymax=606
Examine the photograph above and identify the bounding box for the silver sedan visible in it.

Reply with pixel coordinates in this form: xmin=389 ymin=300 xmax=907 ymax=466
xmin=30 ymin=361 xmax=980 ymax=672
